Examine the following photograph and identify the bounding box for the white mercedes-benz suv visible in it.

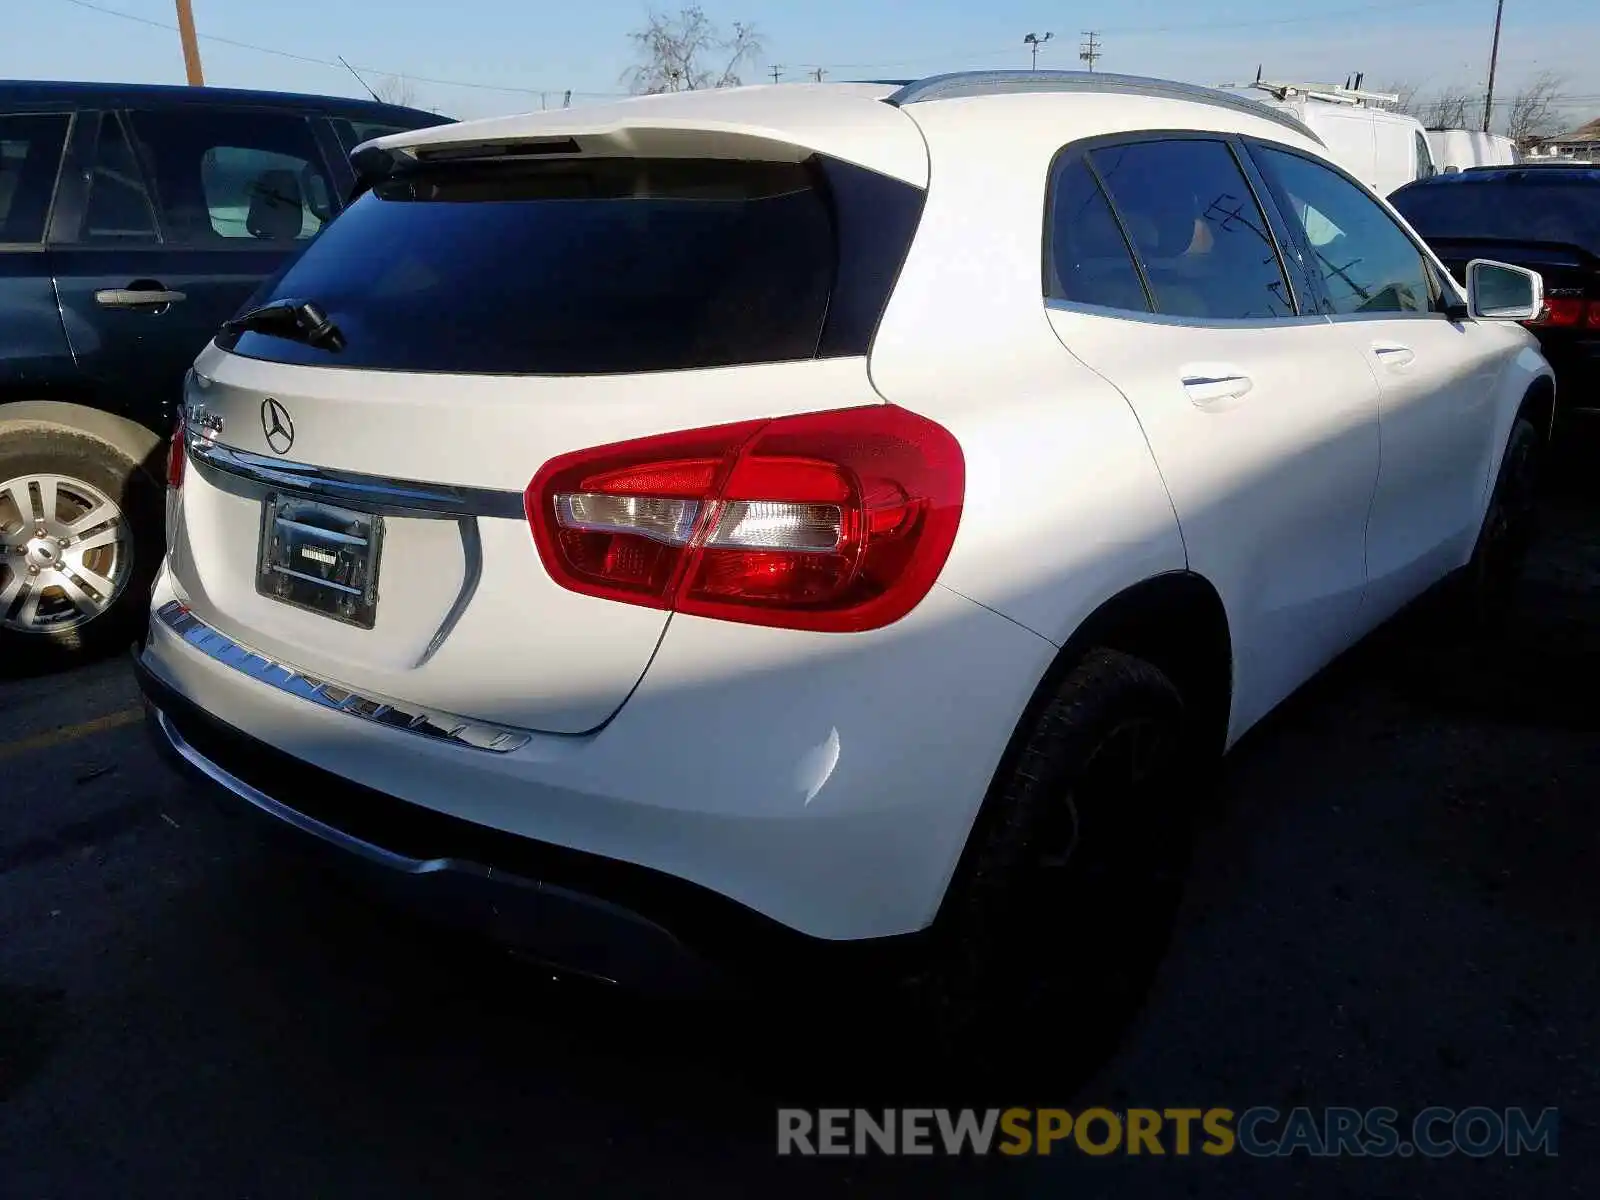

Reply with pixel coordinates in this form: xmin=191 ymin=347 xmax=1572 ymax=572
xmin=137 ymin=71 xmax=1553 ymax=1043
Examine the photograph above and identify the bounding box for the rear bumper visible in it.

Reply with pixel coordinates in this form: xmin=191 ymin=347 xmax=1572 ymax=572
xmin=136 ymin=653 xmax=915 ymax=992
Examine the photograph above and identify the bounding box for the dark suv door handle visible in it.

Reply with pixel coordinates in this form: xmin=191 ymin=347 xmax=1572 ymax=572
xmin=94 ymin=287 xmax=187 ymax=308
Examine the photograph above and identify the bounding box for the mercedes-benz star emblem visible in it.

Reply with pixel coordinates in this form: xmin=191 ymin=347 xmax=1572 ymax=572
xmin=261 ymin=398 xmax=295 ymax=455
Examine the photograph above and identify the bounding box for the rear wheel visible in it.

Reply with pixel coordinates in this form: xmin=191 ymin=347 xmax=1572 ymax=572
xmin=0 ymin=430 xmax=162 ymax=667
xmin=888 ymin=648 xmax=1195 ymax=1087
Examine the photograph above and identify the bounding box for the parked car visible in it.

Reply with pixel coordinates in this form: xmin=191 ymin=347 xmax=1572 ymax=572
xmin=0 ymin=81 xmax=450 ymax=659
xmin=1425 ymin=128 xmax=1519 ymax=174
xmin=1390 ymin=164 xmax=1599 ymax=428
xmin=137 ymin=71 xmax=1552 ymax=1053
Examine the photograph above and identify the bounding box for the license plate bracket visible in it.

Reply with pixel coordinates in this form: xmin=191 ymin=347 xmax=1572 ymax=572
xmin=256 ymin=494 xmax=383 ymax=628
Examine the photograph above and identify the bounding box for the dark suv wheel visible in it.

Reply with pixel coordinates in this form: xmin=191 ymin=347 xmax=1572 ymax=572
xmin=0 ymin=429 xmax=162 ymax=665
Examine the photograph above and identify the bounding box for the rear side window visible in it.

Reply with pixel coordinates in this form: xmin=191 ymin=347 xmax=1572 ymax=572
xmin=0 ymin=113 xmax=69 ymax=244
xmin=1045 ymin=158 xmax=1150 ymax=311
xmin=219 ymin=155 xmax=925 ymax=375
xmin=1088 ymin=139 xmax=1295 ymax=320
xmin=1389 ymin=179 xmax=1600 ymax=256
xmin=128 ymin=109 xmax=334 ymax=245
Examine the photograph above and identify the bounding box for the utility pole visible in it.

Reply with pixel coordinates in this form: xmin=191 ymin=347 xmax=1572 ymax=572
xmin=770 ymin=65 xmax=784 ymax=83
xmin=1079 ymin=31 xmax=1102 ymax=73
xmin=1482 ymin=0 xmax=1505 ymax=132
xmin=173 ymin=0 xmax=204 ymax=86
xmin=1023 ymin=32 xmax=1053 ymax=70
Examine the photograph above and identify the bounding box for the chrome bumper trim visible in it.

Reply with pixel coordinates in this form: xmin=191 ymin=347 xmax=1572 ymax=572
xmin=154 ymin=601 xmax=532 ymax=753
xmin=187 ymin=438 xmax=526 ymax=520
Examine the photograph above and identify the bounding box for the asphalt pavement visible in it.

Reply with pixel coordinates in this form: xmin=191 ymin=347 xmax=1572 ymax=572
xmin=2 ymin=494 xmax=1597 ymax=1198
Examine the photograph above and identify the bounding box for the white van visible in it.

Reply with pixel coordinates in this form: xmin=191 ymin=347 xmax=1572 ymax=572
xmin=1255 ymin=95 xmax=1435 ymax=197
xmin=1425 ymin=128 xmax=1519 ymax=173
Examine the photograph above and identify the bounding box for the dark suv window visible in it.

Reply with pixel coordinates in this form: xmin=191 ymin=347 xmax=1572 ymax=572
xmin=1045 ymin=158 xmax=1149 ymax=311
xmin=1253 ymin=145 xmax=1435 ymax=316
xmin=0 ymin=113 xmax=69 ymax=244
xmin=220 ymin=155 xmax=925 ymax=375
xmin=330 ymin=118 xmax=417 ymax=156
xmin=128 ymin=109 xmax=334 ymax=244
xmin=82 ymin=113 xmax=159 ymax=243
xmin=1087 ymin=138 xmax=1295 ymax=320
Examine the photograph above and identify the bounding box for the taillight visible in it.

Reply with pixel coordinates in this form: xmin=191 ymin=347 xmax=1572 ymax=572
xmin=525 ymin=406 xmax=965 ymax=632
xmin=1525 ymin=297 xmax=1600 ymax=328
xmin=166 ymin=407 xmax=186 ymax=488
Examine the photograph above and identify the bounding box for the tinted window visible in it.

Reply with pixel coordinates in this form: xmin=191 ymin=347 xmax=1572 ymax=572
xmin=128 ymin=109 xmax=333 ymax=244
xmin=81 ymin=114 xmax=158 ymax=243
xmin=1390 ymin=179 xmax=1600 ymax=256
xmin=1045 ymin=157 xmax=1149 ymax=311
xmin=1254 ymin=146 xmax=1435 ymax=316
xmin=1089 ymin=139 xmax=1295 ymax=320
xmin=0 ymin=113 xmax=69 ymax=243
xmin=222 ymin=156 xmax=922 ymax=376
xmin=330 ymin=118 xmax=418 ymax=156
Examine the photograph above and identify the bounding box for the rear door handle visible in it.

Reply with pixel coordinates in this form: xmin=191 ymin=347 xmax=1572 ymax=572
xmin=1372 ymin=342 xmax=1415 ymax=367
xmin=1180 ymin=370 xmax=1254 ymax=406
xmin=94 ymin=287 xmax=187 ymax=308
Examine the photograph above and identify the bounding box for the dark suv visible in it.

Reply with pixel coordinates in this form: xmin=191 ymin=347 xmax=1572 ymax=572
xmin=1390 ymin=164 xmax=1600 ymax=433
xmin=0 ymin=81 xmax=449 ymax=659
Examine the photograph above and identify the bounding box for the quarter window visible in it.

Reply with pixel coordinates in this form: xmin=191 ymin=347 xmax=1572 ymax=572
xmin=1253 ymin=145 xmax=1434 ymax=316
xmin=1088 ymin=138 xmax=1295 ymax=320
xmin=1045 ymin=157 xmax=1149 ymax=311
xmin=0 ymin=113 xmax=69 ymax=243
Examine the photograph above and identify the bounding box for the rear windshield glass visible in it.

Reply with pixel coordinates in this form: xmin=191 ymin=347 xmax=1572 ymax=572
xmin=220 ymin=155 xmax=918 ymax=376
xmin=1391 ymin=179 xmax=1600 ymax=255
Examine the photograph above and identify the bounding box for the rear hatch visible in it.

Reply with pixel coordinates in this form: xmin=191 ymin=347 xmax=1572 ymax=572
xmin=168 ymin=101 xmax=928 ymax=734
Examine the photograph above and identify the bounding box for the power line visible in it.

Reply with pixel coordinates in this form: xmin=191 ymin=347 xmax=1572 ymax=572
xmin=56 ymin=0 xmax=625 ymax=98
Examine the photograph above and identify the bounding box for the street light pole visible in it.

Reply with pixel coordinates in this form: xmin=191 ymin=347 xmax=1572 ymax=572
xmin=1023 ymin=32 xmax=1053 ymax=70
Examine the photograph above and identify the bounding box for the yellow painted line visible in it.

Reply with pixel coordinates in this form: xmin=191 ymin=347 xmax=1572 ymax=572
xmin=0 ymin=706 xmax=144 ymax=763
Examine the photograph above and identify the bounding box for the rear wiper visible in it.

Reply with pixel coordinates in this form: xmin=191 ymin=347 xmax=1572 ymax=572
xmin=221 ymin=298 xmax=345 ymax=351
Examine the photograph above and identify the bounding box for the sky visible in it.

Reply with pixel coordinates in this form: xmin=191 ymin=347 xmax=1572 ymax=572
xmin=8 ymin=0 xmax=1600 ymax=128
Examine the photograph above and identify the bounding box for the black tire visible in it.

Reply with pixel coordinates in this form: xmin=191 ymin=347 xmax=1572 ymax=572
xmin=1454 ymin=415 xmax=1542 ymax=638
xmin=0 ymin=427 xmax=163 ymax=671
xmin=888 ymin=648 xmax=1195 ymax=1087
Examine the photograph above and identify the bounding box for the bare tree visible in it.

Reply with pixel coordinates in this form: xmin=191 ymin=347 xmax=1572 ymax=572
xmin=1378 ymin=80 xmax=1421 ymax=118
xmin=1420 ymin=86 xmax=1475 ymax=130
xmin=625 ymin=6 xmax=763 ymax=94
xmin=1504 ymin=71 xmax=1566 ymax=149
xmin=373 ymin=74 xmax=418 ymax=108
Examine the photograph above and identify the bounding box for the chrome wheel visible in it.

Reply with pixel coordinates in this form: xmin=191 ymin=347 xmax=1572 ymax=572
xmin=0 ymin=473 xmax=134 ymax=634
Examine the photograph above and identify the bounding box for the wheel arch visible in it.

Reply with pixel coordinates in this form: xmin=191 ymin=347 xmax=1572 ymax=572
xmin=0 ymin=400 xmax=166 ymax=486
xmin=933 ymin=570 xmax=1234 ymax=928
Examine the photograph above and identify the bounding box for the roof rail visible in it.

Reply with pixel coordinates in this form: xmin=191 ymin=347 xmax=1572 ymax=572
xmin=884 ymin=70 xmax=1318 ymax=142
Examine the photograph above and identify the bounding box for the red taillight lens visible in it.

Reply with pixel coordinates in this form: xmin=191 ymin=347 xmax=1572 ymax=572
xmin=1529 ymin=297 xmax=1585 ymax=328
xmin=525 ymin=406 xmax=965 ymax=632
xmin=166 ymin=407 xmax=186 ymax=488
xmin=1587 ymin=301 xmax=1600 ymax=330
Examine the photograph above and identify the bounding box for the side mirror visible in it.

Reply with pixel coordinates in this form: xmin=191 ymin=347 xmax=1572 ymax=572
xmin=1465 ymin=259 xmax=1544 ymax=322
